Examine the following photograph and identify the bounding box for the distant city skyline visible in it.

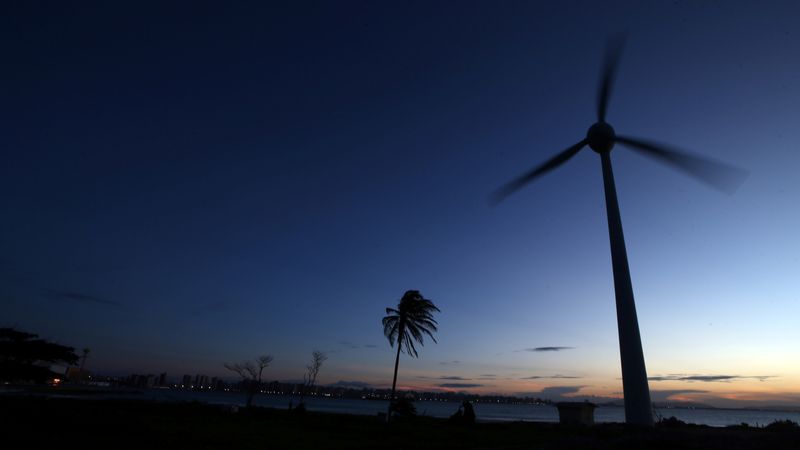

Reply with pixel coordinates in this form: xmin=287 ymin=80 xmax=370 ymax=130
xmin=2 ymin=1 xmax=799 ymax=410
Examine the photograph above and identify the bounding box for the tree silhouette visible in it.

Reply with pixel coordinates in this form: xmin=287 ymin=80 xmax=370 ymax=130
xmin=0 ymin=328 xmax=79 ymax=383
xmin=296 ymin=350 xmax=327 ymax=412
xmin=382 ymin=290 xmax=439 ymax=421
xmin=79 ymin=348 xmax=90 ymax=371
xmin=224 ymin=355 xmax=273 ymax=408
xmin=78 ymin=348 xmax=90 ymax=383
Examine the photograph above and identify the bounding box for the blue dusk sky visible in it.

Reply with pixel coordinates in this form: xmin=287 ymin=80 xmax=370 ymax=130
xmin=2 ymin=1 xmax=799 ymax=407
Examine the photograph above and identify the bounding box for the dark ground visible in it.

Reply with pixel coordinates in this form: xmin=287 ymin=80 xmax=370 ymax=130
xmin=1 ymin=395 xmax=799 ymax=449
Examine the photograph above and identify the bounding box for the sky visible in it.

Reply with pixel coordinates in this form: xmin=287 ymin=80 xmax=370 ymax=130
xmin=2 ymin=1 xmax=800 ymax=408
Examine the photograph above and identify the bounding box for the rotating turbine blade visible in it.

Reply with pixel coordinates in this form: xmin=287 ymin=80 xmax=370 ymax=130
xmin=616 ymin=135 xmax=748 ymax=194
xmin=597 ymin=34 xmax=627 ymax=123
xmin=491 ymin=140 xmax=587 ymax=205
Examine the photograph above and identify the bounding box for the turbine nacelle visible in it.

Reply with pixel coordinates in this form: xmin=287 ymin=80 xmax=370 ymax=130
xmin=587 ymin=122 xmax=616 ymax=153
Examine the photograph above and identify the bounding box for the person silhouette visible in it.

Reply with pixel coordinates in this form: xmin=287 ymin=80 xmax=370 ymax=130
xmin=449 ymin=404 xmax=463 ymax=423
xmin=462 ymin=401 xmax=475 ymax=424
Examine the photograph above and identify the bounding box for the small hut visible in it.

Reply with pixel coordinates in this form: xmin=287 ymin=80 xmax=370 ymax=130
xmin=556 ymin=401 xmax=597 ymax=425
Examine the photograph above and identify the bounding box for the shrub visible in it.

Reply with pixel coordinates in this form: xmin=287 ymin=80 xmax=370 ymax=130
xmin=657 ymin=416 xmax=687 ymax=428
xmin=390 ymin=398 xmax=417 ymax=419
xmin=764 ymin=419 xmax=799 ymax=431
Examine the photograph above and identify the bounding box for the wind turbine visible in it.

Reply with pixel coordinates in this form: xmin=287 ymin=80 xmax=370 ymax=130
xmin=492 ymin=38 xmax=746 ymax=426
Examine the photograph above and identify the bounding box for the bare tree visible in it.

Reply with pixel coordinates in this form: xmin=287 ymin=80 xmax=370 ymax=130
xmin=297 ymin=350 xmax=327 ymax=409
xmin=224 ymin=354 xmax=273 ymax=408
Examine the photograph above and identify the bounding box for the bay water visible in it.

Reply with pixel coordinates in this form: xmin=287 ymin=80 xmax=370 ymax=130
xmin=128 ymin=389 xmax=800 ymax=428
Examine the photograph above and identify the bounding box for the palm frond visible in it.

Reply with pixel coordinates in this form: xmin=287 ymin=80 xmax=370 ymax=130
xmin=382 ymin=290 xmax=440 ymax=358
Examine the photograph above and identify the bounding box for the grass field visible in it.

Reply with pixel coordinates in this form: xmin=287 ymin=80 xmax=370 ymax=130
xmin=2 ymin=395 xmax=799 ymax=449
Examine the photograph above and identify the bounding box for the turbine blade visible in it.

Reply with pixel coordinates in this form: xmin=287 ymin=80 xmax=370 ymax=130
xmin=616 ymin=135 xmax=748 ymax=194
xmin=491 ymin=140 xmax=587 ymax=205
xmin=597 ymin=34 xmax=627 ymax=123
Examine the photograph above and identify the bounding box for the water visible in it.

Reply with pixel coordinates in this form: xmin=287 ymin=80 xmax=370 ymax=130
xmin=115 ymin=389 xmax=800 ymax=427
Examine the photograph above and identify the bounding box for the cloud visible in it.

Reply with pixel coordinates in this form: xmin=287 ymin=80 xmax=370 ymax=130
xmin=338 ymin=341 xmax=360 ymax=349
xmin=330 ymin=342 xmax=378 ymax=353
xmin=521 ymin=374 xmax=581 ymax=379
xmin=539 ymin=386 xmax=583 ymax=396
xmin=439 ymin=360 xmax=461 ymax=365
xmin=516 ymin=386 xmax=623 ymax=403
xmin=519 ymin=347 xmax=574 ymax=352
xmin=327 ymin=380 xmax=374 ymax=389
xmin=43 ymin=289 xmax=120 ymax=306
xmin=438 ymin=383 xmax=484 ymax=388
xmin=648 ymin=374 xmax=774 ymax=383
xmin=517 ymin=386 xmax=585 ymax=400
xmin=415 ymin=375 xmax=472 ymax=381
xmin=650 ymin=389 xmax=709 ymax=403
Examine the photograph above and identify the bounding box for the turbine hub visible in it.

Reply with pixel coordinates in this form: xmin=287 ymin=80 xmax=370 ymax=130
xmin=587 ymin=122 xmax=616 ymax=153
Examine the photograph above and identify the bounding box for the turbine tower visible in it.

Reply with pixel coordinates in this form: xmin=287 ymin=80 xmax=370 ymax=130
xmin=492 ymin=37 xmax=746 ymax=426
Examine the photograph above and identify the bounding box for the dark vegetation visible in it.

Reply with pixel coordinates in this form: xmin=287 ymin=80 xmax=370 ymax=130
xmin=390 ymin=397 xmax=418 ymax=419
xmin=764 ymin=420 xmax=800 ymax=432
xmin=1 ymin=396 xmax=799 ymax=450
xmin=0 ymin=328 xmax=78 ymax=383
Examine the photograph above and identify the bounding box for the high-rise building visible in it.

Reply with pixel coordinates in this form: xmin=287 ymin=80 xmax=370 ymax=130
xmin=194 ymin=374 xmax=209 ymax=389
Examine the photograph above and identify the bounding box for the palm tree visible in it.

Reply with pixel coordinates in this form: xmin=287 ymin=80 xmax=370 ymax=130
xmin=382 ymin=290 xmax=440 ymax=419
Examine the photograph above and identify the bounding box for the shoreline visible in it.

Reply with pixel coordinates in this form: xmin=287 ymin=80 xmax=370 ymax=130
xmin=4 ymin=384 xmax=800 ymax=428
xmin=3 ymin=395 xmax=800 ymax=449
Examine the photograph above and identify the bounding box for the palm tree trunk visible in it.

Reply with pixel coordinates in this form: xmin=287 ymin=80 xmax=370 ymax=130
xmin=387 ymin=323 xmax=404 ymax=423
